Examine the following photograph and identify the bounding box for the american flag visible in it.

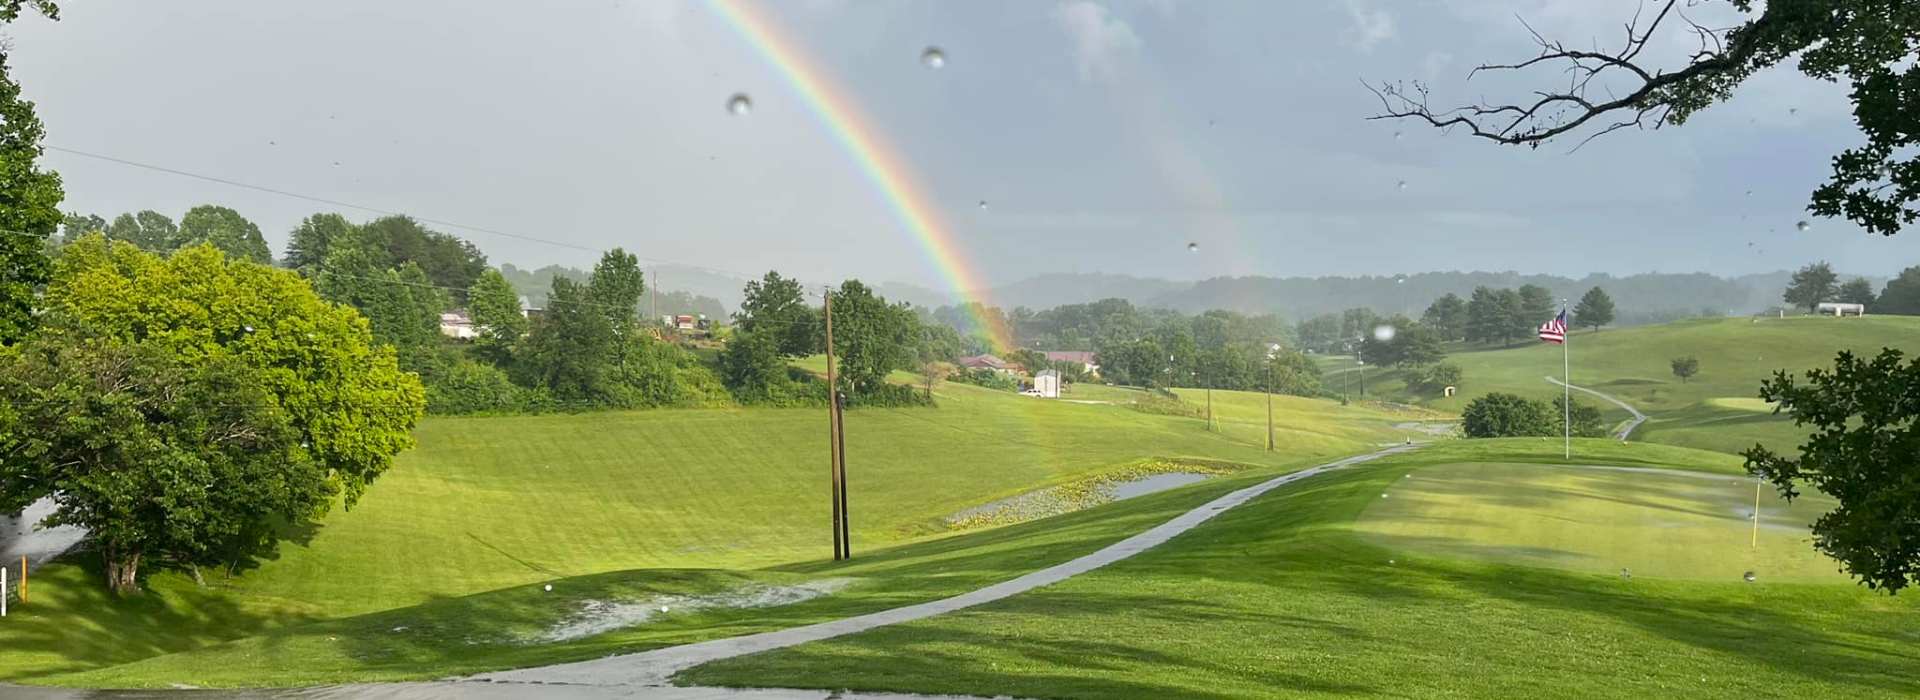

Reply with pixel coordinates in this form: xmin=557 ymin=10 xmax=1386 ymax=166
xmin=1538 ymin=308 xmax=1568 ymax=344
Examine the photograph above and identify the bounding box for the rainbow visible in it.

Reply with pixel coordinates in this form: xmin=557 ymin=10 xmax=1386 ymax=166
xmin=707 ymin=0 xmax=1013 ymax=351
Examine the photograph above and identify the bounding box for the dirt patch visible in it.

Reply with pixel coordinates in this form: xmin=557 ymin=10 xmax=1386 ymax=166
xmin=536 ymin=579 xmax=856 ymax=643
xmin=945 ymin=459 xmax=1244 ymax=531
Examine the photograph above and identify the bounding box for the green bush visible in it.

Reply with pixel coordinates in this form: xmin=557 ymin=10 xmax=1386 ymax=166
xmin=427 ymin=360 xmax=548 ymax=415
xmin=1131 ymin=390 xmax=1205 ymax=418
xmin=1461 ymin=392 xmax=1555 ymax=438
xmin=950 ymin=368 xmax=1021 ymax=392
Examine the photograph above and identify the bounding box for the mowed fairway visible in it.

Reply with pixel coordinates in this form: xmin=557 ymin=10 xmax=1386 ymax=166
xmin=1354 ymin=462 xmax=1845 ymax=582
xmin=0 ymin=379 xmax=1419 ymax=684
xmin=1353 ymin=315 xmax=1920 ymax=454
xmin=683 ymin=439 xmax=1919 ymax=699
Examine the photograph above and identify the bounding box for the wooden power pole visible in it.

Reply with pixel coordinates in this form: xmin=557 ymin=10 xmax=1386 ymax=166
xmin=821 ymin=285 xmax=844 ymax=560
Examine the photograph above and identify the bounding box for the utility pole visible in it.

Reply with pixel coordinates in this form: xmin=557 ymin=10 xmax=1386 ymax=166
xmin=823 ymin=288 xmax=844 ymax=561
xmin=835 ymin=387 xmax=850 ymax=560
xmin=1265 ymin=356 xmax=1275 ymax=451
xmin=1205 ymin=375 xmax=1214 ymax=432
xmin=649 ymin=267 xmax=658 ymax=331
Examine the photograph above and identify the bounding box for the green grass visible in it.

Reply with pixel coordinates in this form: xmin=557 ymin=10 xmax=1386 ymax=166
xmin=682 ymin=439 xmax=1919 ymax=699
xmin=1357 ymin=316 xmax=1920 ymax=454
xmin=1354 ymin=462 xmax=1844 ymax=582
xmin=4 ymin=379 xmax=1417 ymax=686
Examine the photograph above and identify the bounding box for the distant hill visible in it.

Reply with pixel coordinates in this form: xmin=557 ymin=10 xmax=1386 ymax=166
xmin=498 ymin=263 xmax=730 ymax=320
xmin=946 ymin=270 xmax=1892 ymax=324
xmin=977 ymin=273 xmax=1189 ymax=310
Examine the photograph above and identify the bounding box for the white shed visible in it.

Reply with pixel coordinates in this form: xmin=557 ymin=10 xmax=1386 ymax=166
xmin=1032 ymin=369 xmax=1062 ymax=399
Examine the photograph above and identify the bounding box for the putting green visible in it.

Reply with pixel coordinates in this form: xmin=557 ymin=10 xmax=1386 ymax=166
xmin=1705 ymin=397 xmax=1777 ymax=413
xmin=1354 ymin=462 xmax=1846 ymax=583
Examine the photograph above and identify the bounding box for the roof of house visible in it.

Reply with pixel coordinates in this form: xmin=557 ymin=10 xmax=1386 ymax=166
xmin=958 ymin=354 xmax=1010 ymax=370
xmin=1043 ymin=351 xmax=1097 ymax=364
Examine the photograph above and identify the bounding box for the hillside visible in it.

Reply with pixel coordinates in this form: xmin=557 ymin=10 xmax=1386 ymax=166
xmin=1349 ymin=315 xmax=1920 ymax=454
xmin=0 ymin=380 xmax=1417 ymax=684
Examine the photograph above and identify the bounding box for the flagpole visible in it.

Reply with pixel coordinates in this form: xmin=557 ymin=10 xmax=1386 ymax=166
xmin=1562 ymin=303 xmax=1571 ymax=460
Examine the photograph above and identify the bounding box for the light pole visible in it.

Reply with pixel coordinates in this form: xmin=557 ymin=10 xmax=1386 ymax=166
xmin=1396 ymin=275 xmax=1408 ymax=317
xmin=1265 ymin=343 xmax=1279 ymax=451
xmin=1357 ymin=358 xmax=1367 ymax=400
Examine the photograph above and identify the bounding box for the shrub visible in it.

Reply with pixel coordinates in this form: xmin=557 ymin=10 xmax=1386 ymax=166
xmin=1131 ymin=390 xmax=1205 ymax=418
xmin=426 ymin=360 xmax=547 ymax=415
xmin=1461 ymin=392 xmax=1555 ymax=438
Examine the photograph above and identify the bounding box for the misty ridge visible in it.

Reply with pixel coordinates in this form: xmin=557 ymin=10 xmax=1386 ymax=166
xmin=631 ymin=266 xmax=1857 ymax=326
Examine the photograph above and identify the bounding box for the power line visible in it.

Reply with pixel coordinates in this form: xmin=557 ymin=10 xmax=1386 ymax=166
xmin=43 ymin=144 xmax=770 ymax=282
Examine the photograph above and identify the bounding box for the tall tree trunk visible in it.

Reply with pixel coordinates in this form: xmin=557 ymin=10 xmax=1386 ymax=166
xmin=102 ymin=543 xmax=142 ymax=596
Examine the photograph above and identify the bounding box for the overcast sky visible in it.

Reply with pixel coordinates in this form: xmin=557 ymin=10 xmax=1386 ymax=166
xmin=12 ymin=0 xmax=1918 ymax=292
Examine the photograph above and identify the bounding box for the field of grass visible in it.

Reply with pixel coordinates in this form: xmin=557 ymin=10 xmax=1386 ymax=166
xmin=684 ymin=439 xmax=1920 ymax=698
xmin=2 ymin=378 xmax=1418 ymax=685
xmin=1353 ymin=316 xmax=1920 ymax=454
xmin=1354 ymin=462 xmax=1843 ymax=582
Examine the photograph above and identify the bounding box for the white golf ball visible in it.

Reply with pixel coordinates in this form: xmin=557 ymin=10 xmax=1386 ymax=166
xmin=659 ymin=606 xmax=670 ymax=613
xmin=543 ymin=584 xmax=553 ymax=592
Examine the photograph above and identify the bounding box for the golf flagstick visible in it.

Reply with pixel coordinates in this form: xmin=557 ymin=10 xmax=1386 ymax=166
xmin=1563 ymin=310 xmax=1571 ymax=460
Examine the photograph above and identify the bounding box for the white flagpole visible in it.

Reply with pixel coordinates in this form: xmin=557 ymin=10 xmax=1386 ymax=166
xmin=1562 ymin=304 xmax=1571 ymax=460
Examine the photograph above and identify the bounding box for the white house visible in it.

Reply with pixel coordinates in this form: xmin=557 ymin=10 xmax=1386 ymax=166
xmin=1032 ymin=369 xmax=1062 ymax=398
xmin=1815 ymin=302 xmax=1866 ymax=317
xmin=1042 ymin=351 xmax=1099 ymax=376
xmin=439 ymin=311 xmax=478 ymax=340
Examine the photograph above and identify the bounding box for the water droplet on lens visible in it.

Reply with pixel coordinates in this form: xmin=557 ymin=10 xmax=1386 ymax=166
xmin=1788 ymin=107 xmax=1798 ymax=115
xmin=1393 ymin=131 xmax=1403 ymax=140
xmin=1796 ymin=220 xmax=1810 ymax=232
xmin=921 ymin=46 xmax=946 ymax=69
xmin=726 ymin=93 xmax=753 ymax=116
xmin=1187 ymin=242 xmax=1199 ymax=253
xmin=977 ymin=200 xmax=988 ymax=210
xmin=1373 ymin=324 xmax=1396 ymax=342
xmin=1396 ymin=180 xmax=1408 ymax=191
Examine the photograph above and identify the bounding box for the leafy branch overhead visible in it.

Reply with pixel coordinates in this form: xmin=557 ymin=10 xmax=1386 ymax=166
xmin=1368 ymin=0 xmax=1920 ymax=236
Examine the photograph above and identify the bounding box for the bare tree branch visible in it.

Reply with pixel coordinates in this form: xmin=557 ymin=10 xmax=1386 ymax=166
xmin=1366 ymin=0 xmax=1760 ymax=150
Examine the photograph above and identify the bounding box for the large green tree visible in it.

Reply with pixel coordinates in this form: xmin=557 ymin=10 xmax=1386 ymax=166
xmin=1784 ymin=261 xmax=1840 ymax=312
xmin=358 ymin=215 xmax=487 ymax=300
xmin=283 ymin=212 xmax=356 ymax=272
xmin=588 ymin=248 xmax=644 ymax=382
xmin=1837 ymin=277 xmax=1878 ymax=306
xmin=2 ymin=236 xmax=425 ymax=593
xmin=1516 ymin=284 xmax=1556 ymax=332
xmin=468 ymin=267 xmax=526 ymax=364
xmin=737 ymin=271 xmax=819 ymax=358
xmin=515 ymin=276 xmax=615 ymax=403
xmin=103 ymin=210 xmax=178 ymax=251
xmin=178 ymin=205 xmax=271 ymax=264
xmin=1744 ymin=349 xmax=1920 ymax=593
xmin=1879 ymin=266 xmax=1920 ymax=315
xmin=828 ymin=280 xmax=916 ymax=397
xmin=0 ymin=3 xmax=63 ymax=345
xmin=1573 ymin=286 xmax=1616 ymax=331
xmin=1374 ymin=0 xmax=1920 ymax=237
xmin=1420 ymin=293 xmax=1468 ymax=341
xmin=314 ymin=229 xmax=446 ymax=370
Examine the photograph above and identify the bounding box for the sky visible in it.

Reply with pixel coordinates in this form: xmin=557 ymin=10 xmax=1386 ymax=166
xmin=11 ymin=0 xmax=1919 ymax=297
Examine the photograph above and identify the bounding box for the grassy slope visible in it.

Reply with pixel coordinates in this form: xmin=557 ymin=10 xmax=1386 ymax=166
xmin=1349 ymin=316 xmax=1920 ymax=454
xmin=4 ymin=380 xmax=1416 ymax=684
xmin=683 ymin=439 xmax=1920 ymax=699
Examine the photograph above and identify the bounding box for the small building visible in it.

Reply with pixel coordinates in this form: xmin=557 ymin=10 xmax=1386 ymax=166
xmin=958 ymin=354 xmax=1014 ymax=373
xmin=1043 ymin=351 xmax=1099 ymax=375
xmin=438 ymin=311 xmax=477 ymax=340
xmin=1815 ymin=302 xmax=1866 ymax=317
xmin=1032 ymin=369 xmax=1062 ymax=398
